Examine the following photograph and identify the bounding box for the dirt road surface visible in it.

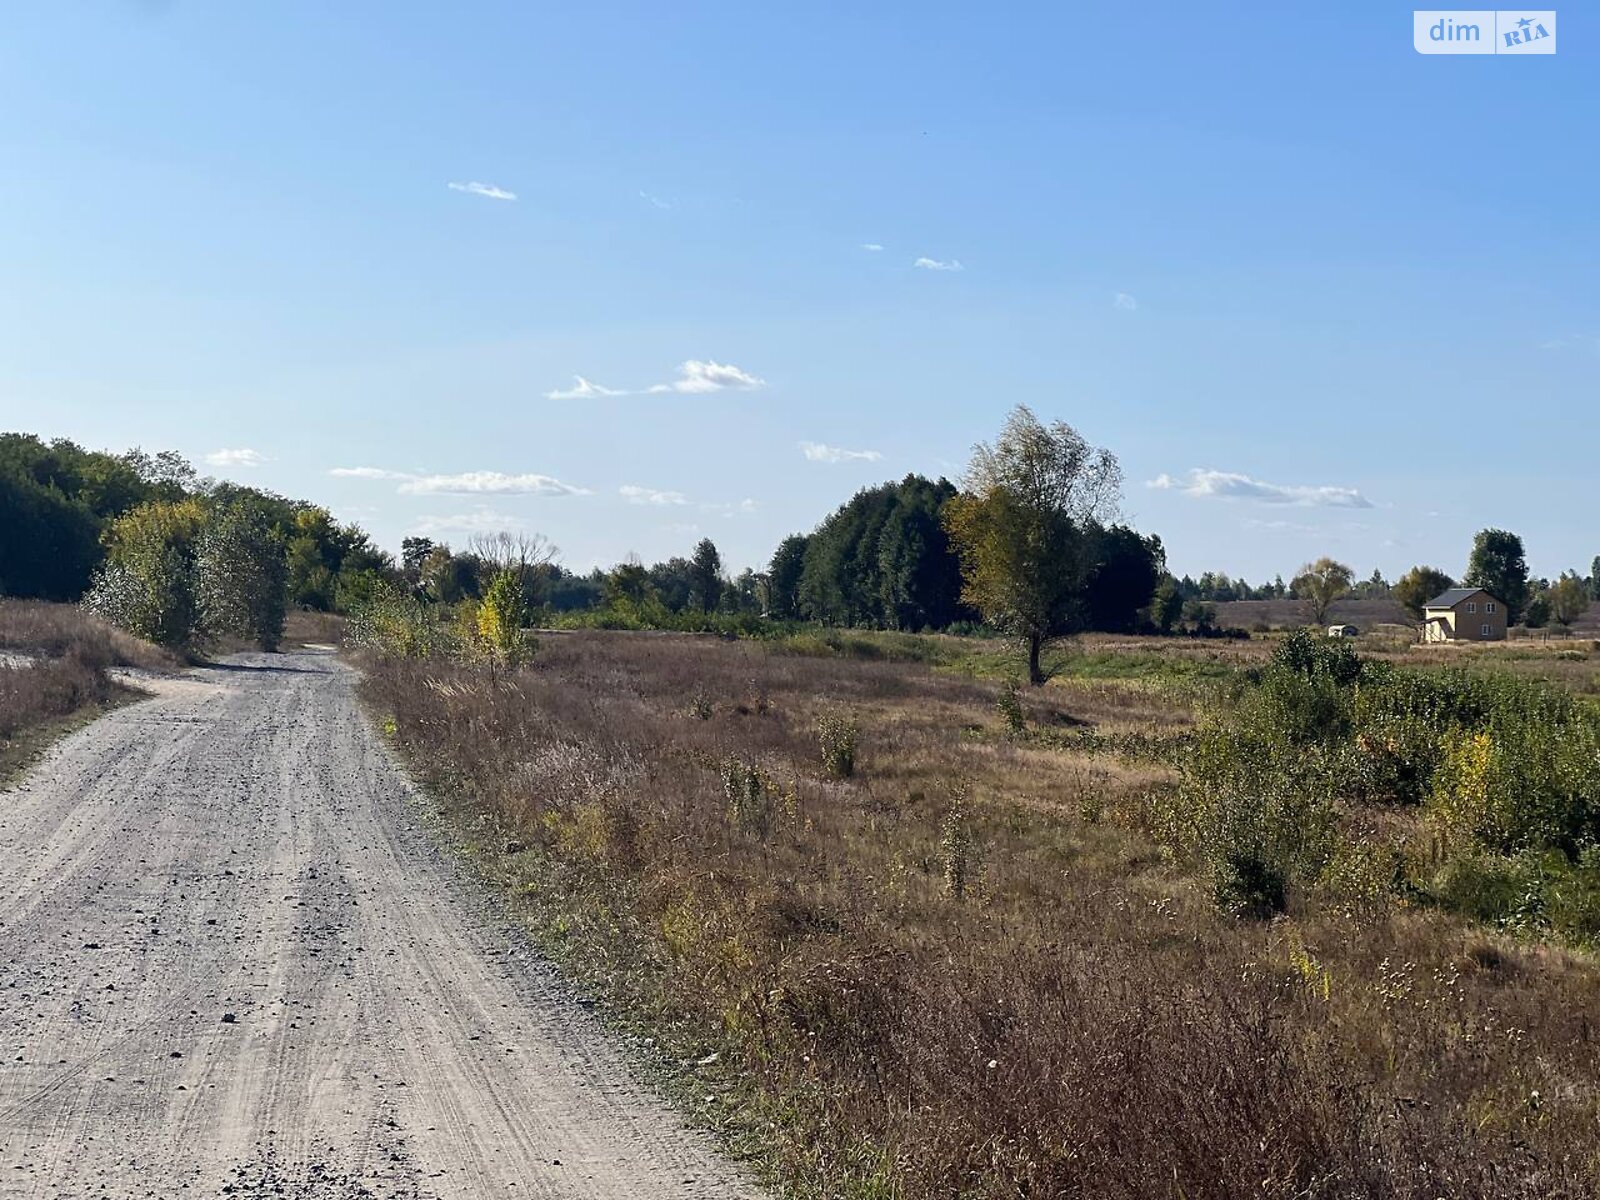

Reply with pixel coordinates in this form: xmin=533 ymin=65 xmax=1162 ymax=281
xmin=0 ymin=649 xmax=764 ymax=1198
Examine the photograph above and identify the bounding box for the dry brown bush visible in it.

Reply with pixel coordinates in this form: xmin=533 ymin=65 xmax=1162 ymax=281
xmin=362 ymin=631 xmax=1600 ymax=1199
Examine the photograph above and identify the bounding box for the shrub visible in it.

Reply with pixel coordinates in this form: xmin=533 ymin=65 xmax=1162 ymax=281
xmin=941 ymin=788 xmax=974 ymax=899
xmin=474 ymin=568 xmax=535 ymax=668
xmin=720 ymin=757 xmax=776 ymax=840
xmin=195 ymin=502 xmax=288 ymax=650
xmin=995 ymin=680 xmax=1026 ymax=737
xmin=83 ymin=499 xmax=208 ymax=649
xmin=1426 ymin=722 xmax=1600 ymax=855
xmin=817 ymin=712 xmax=859 ymax=778
xmin=346 ymin=588 xmax=459 ymax=659
xmin=1161 ymin=723 xmax=1339 ymax=916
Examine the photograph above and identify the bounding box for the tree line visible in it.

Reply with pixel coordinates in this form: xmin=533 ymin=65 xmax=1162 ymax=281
xmin=8 ymin=424 xmax=1590 ymax=667
xmin=2 ymin=433 xmax=394 ymax=650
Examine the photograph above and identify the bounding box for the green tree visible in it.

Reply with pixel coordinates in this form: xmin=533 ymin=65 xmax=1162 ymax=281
xmin=1393 ymin=565 xmax=1455 ymax=621
xmin=1523 ymin=584 xmax=1551 ymax=629
xmin=1292 ymin=557 xmax=1355 ymax=626
xmin=1551 ymin=573 xmax=1590 ymax=628
xmin=689 ymin=538 xmax=723 ymax=613
xmin=0 ymin=472 xmax=102 ymax=600
xmin=401 ymin=537 xmax=436 ymax=583
xmin=1590 ymin=555 xmax=1600 ymax=602
xmin=196 ymin=502 xmax=288 ymax=650
xmin=1083 ymin=525 xmax=1164 ymax=633
xmin=604 ymin=558 xmax=655 ymax=607
xmin=1463 ymin=528 xmax=1529 ymax=623
xmin=767 ymin=534 xmax=809 ymax=619
xmin=419 ymin=545 xmax=474 ymax=603
xmin=84 ymin=499 xmax=209 ymax=648
xmin=647 ymin=557 xmax=696 ymax=612
xmin=943 ymin=406 xmax=1122 ymax=684
xmin=1147 ymin=575 xmax=1184 ymax=634
xmin=475 ymin=568 xmax=532 ymax=668
xmin=285 ymin=506 xmax=395 ymax=611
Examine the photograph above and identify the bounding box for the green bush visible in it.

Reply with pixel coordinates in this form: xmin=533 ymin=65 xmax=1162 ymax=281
xmin=1426 ymin=722 xmax=1600 ymax=855
xmin=347 ymin=588 xmax=460 ymax=659
xmin=817 ymin=713 xmax=859 ymax=779
xmin=1159 ymin=724 xmax=1338 ymax=916
xmin=996 ymin=680 xmax=1026 ymax=736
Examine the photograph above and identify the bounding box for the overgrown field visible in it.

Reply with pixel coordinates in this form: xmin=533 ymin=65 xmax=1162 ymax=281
xmin=360 ymin=627 xmax=1600 ymax=1199
xmin=0 ymin=599 xmax=176 ymax=766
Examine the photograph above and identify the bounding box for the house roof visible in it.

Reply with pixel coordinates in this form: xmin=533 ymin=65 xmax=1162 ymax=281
xmin=1425 ymin=587 xmax=1492 ymax=609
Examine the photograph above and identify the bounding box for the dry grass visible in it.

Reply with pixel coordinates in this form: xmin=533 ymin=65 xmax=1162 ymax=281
xmin=0 ymin=600 xmax=176 ymax=759
xmin=0 ymin=598 xmax=179 ymax=672
xmin=362 ymin=631 xmax=1600 ymax=1199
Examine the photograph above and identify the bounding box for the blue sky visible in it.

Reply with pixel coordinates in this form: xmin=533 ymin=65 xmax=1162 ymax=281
xmin=2 ymin=3 xmax=1594 ymax=582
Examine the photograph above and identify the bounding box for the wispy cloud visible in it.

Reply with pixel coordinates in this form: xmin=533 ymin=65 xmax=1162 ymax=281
xmin=542 ymin=359 xmax=766 ymax=400
xmin=645 ymin=360 xmax=765 ymax=394
xmin=1540 ymin=333 xmax=1600 ymax=353
xmin=1148 ymin=469 xmax=1372 ymax=509
xmin=332 ymin=466 xmax=589 ymax=496
xmin=639 ymin=190 xmax=672 ymax=210
xmin=619 ymin=485 xmax=688 ymax=506
xmin=1113 ymin=292 xmax=1138 ymax=311
xmin=402 ymin=471 xmax=587 ymax=496
xmin=1242 ymin=517 xmax=1318 ymax=534
xmin=410 ymin=507 xmax=528 ymax=536
xmin=800 ymin=441 xmax=883 ymax=464
xmin=330 ymin=466 xmax=412 ymax=481
xmin=204 ymin=448 xmax=265 ymax=469
xmin=545 ymin=375 xmax=627 ymax=401
xmin=447 ymin=181 xmax=516 ymax=201
xmin=861 ymin=242 xmax=884 ymax=252
xmin=914 ymin=256 xmax=963 ymax=272
xmin=698 ymin=498 xmax=759 ymax=518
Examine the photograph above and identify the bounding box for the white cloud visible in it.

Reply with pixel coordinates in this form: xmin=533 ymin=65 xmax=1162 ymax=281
xmin=1147 ymin=468 xmax=1372 ymax=509
xmin=800 ymin=441 xmax=883 ymax=464
xmin=1113 ymin=292 xmax=1138 ymax=311
xmin=697 ymin=497 xmax=759 ymax=518
xmin=410 ymin=508 xmax=528 ymax=536
xmin=332 ymin=466 xmax=589 ymax=496
xmin=1242 ymin=517 xmax=1317 ymax=534
xmin=861 ymin=243 xmax=884 ymax=251
xmin=330 ymin=466 xmax=412 ymax=481
xmin=204 ymin=448 xmax=265 ymax=469
xmin=400 ymin=471 xmax=589 ymax=497
xmin=619 ymin=485 xmax=688 ymax=506
xmin=914 ymin=256 xmax=963 ymax=272
xmin=639 ymin=190 xmax=671 ymax=210
xmin=646 ymin=360 xmax=765 ymax=394
xmin=543 ymin=359 xmax=765 ymax=400
xmin=1541 ymin=333 xmax=1600 ymax=353
xmin=448 ymin=181 xmax=517 ymax=201
xmin=545 ymin=375 xmax=626 ymax=401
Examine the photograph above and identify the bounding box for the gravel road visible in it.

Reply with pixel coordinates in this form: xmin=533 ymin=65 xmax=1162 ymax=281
xmin=0 ymin=649 xmax=763 ymax=1198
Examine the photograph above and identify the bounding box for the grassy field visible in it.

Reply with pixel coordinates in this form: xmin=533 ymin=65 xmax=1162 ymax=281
xmin=361 ymin=626 xmax=1600 ymax=1199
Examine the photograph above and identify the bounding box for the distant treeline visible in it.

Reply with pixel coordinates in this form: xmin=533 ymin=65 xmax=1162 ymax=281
xmin=3 ymin=434 xmax=1175 ymax=637
xmin=0 ymin=433 xmax=391 ymax=611
xmin=766 ymin=474 xmax=1165 ymax=634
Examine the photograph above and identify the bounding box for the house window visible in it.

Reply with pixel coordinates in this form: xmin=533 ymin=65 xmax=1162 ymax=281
xmin=1486 ymin=602 xmax=1495 ymax=613
xmin=1481 ymin=624 xmax=1492 ymax=638
xmin=1467 ymin=601 xmax=1477 ymax=613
